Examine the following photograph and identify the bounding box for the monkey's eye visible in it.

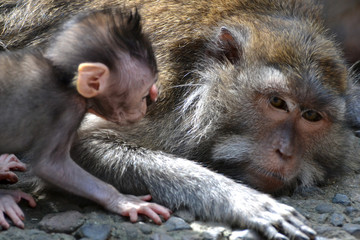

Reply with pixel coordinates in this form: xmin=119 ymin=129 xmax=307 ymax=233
xmin=145 ymin=95 xmax=152 ymax=106
xmin=269 ymin=96 xmax=288 ymax=111
xmin=302 ymin=110 xmax=322 ymax=122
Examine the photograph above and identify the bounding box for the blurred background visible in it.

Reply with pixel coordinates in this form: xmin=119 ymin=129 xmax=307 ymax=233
xmin=322 ymin=0 xmax=360 ymax=70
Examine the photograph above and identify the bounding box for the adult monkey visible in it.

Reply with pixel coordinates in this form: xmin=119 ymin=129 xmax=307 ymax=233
xmin=1 ymin=0 xmax=359 ymax=239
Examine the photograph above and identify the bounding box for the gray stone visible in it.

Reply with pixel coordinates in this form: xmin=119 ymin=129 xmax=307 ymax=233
xmin=149 ymin=233 xmax=174 ymax=240
xmin=180 ymin=235 xmax=202 ymax=240
xmin=330 ymin=213 xmax=345 ymax=227
xmin=316 ymin=214 xmax=329 ymax=224
xmin=332 ymin=193 xmax=351 ymax=206
xmin=164 ymin=217 xmax=192 ymax=232
xmin=343 ymin=224 xmax=360 ymax=238
xmin=344 ymin=206 xmax=359 ymax=216
xmin=315 ymin=204 xmax=334 ymax=214
xmin=38 ymin=210 xmax=84 ymax=233
xmin=353 ymin=217 xmax=360 ymax=224
xmin=138 ymin=222 xmax=153 ymax=235
xmin=124 ymin=223 xmax=140 ymax=239
xmin=76 ymin=223 xmax=111 ymax=240
xmin=174 ymin=210 xmax=196 ymax=223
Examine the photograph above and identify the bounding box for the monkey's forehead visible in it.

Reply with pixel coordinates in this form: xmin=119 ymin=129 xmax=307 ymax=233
xmin=247 ymin=21 xmax=348 ymax=94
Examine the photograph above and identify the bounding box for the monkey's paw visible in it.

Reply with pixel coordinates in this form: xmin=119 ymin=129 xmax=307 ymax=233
xmin=105 ymin=194 xmax=171 ymax=225
xmin=234 ymin=190 xmax=316 ymax=240
xmin=0 ymin=189 xmax=36 ymax=230
xmin=0 ymin=154 xmax=26 ymax=183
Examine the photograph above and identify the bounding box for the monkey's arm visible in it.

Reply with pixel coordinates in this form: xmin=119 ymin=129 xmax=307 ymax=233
xmin=32 ymin=142 xmax=171 ymax=225
xmin=72 ymin=125 xmax=316 ymax=240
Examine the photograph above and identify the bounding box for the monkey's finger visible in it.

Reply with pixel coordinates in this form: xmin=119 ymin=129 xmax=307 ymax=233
xmin=0 ymin=212 xmax=10 ymax=230
xmin=149 ymin=204 xmax=171 ymax=220
xmin=6 ymin=206 xmax=25 ymax=229
xmin=252 ymin=218 xmax=288 ymax=240
xmin=6 ymin=154 xmax=21 ymax=162
xmin=286 ymin=216 xmax=316 ymax=238
xmin=139 ymin=207 xmax=162 ymax=225
xmin=280 ymin=221 xmax=310 ymax=240
xmin=288 ymin=210 xmax=310 ymax=226
xmin=128 ymin=208 xmax=139 ymax=223
xmin=10 ymin=202 xmax=25 ymax=221
xmin=138 ymin=194 xmax=152 ymax=201
xmin=7 ymin=161 xmax=26 ymax=172
xmin=18 ymin=192 xmax=36 ymax=208
xmin=0 ymin=154 xmax=9 ymax=161
xmin=0 ymin=172 xmax=18 ymax=183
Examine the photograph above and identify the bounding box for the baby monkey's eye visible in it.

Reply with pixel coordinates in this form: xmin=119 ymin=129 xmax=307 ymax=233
xmin=269 ymin=96 xmax=288 ymax=111
xmin=145 ymin=95 xmax=152 ymax=106
xmin=302 ymin=110 xmax=322 ymax=122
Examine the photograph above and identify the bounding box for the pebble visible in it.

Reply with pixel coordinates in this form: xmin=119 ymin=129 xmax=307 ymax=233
xmin=344 ymin=206 xmax=359 ymax=216
xmin=332 ymin=193 xmax=351 ymax=206
xmin=38 ymin=210 xmax=84 ymax=233
xmin=330 ymin=213 xmax=345 ymax=227
xmin=138 ymin=222 xmax=153 ymax=235
xmin=75 ymin=223 xmax=111 ymax=240
xmin=343 ymin=223 xmax=360 ymax=238
xmin=174 ymin=210 xmax=196 ymax=222
xmin=316 ymin=213 xmax=329 ymax=224
xmin=163 ymin=217 xmax=192 ymax=231
xmin=353 ymin=217 xmax=360 ymax=224
xmin=315 ymin=204 xmax=334 ymax=214
xmin=124 ymin=223 xmax=140 ymax=239
xmin=149 ymin=232 xmax=174 ymax=240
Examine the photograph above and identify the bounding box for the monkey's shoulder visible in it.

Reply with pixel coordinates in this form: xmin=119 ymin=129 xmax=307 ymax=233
xmin=0 ymin=49 xmax=73 ymax=90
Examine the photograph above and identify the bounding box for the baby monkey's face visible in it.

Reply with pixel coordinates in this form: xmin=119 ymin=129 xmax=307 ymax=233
xmin=98 ymin=60 xmax=158 ymax=125
xmin=85 ymin=54 xmax=158 ymax=125
xmin=116 ymin=73 xmax=158 ymax=124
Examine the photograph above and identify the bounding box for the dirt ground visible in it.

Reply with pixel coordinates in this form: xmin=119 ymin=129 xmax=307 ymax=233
xmin=0 ymin=169 xmax=359 ymax=240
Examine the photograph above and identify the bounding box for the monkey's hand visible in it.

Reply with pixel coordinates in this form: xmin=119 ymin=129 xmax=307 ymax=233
xmin=105 ymin=194 xmax=171 ymax=225
xmin=232 ymin=187 xmax=316 ymax=240
xmin=0 ymin=154 xmax=27 ymax=183
xmin=0 ymin=189 xmax=36 ymax=229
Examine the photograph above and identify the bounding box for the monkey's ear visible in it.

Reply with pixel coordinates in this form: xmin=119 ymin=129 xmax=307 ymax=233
xmin=210 ymin=27 xmax=242 ymax=64
xmin=77 ymin=63 xmax=110 ymax=98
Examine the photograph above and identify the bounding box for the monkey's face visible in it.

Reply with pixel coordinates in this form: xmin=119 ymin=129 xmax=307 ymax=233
xmin=89 ymin=62 xmax=158 ymax=125
xmin=208 ymin=64 xmax=350 ymax=194
xmin=182 ymin=21 xmax=355 ymax=194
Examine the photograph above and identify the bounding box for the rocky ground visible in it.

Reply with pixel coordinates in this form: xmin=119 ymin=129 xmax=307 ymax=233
xmin=1 ymin=170 xmax=360 ymax=240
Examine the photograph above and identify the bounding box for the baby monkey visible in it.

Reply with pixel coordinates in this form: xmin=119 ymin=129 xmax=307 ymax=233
xmin=0 ymin=8 xmax=170 ymax=229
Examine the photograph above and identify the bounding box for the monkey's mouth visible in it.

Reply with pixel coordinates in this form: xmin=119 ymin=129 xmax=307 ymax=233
xmin=248 ymin=168 xmax=288 ymax=193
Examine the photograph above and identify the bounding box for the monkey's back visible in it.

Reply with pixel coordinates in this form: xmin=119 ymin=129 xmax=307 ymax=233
xmin=0 ymin=49 xmax=83 ymax=154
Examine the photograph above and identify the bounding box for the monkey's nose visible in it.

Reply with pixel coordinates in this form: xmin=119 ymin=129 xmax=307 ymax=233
xmin=275 ymin=148 xmax=293 ymax=161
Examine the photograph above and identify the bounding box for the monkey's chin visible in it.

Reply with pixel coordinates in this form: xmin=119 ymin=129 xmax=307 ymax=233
xmin=248 ymin=170 xmax=287 ymax=193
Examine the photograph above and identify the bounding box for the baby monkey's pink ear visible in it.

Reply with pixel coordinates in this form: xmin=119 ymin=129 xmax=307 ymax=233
xmin=77 ymin=62 xmax=110 ymax=98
